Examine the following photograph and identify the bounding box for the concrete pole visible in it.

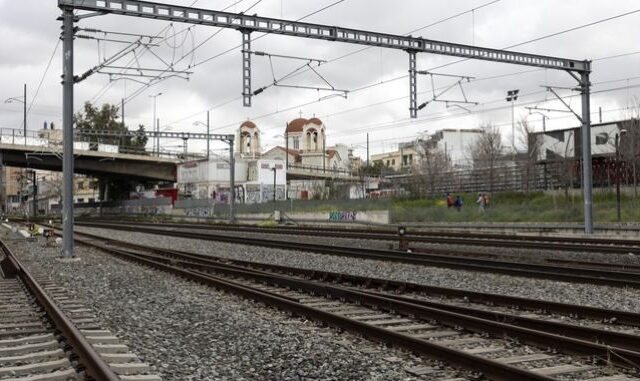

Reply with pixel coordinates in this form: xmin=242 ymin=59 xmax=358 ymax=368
xmin=23 ymin=84 xmax=27 ymax=145
xmin=616 ymin=133 xmax=621 ymax=223
xmin=156 ymin=118 xmax=160 ymax=156
xmin=511 ymin=100 xmax=515 ymax=152
xmin=581 ymin=70 xmax=593 ymax=234
xmin=61 ymin=8 xmax=75 ymax=257
xmin=121 ymin=98 xmax=125 ymax=127
xmin=206 ymin=110 xmax=210 ymax=160
xmin=32 ymin=171 xmax=37 ymax=218
xmin=366 ymin=132 xmax=369 ymax=167
xmin=152 ymin=99 xmax=157 ymax=153
xmin=229 ymin=138 xmax=235 ymax=222
xmin=285 ymin=125 xmax=289 ymax=199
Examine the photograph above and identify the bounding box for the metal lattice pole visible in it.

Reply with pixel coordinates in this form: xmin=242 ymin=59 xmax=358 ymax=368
xmin=61 ymin=7 xmax=75 ymax=257
xmin=408 ymin=51 xmax=417 ymax=119
xmin=242 ymin=31 xmax=252 ymax=107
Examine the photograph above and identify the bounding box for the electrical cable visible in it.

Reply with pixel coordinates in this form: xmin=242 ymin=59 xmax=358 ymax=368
xmin=27 ymin=39 xmax=61 ymax=117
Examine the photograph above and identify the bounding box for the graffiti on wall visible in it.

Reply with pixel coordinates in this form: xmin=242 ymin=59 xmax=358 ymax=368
xmin=328 ymin=211 xmax=358 ymax=221
xmin=185 ymin=207 xmax=216 ymax=217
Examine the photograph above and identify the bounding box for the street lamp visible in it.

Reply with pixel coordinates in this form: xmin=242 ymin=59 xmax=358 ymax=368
xmin=506 ymin=89 xmax=519 ymax=151
xmin=4 ymin=84 xmax=27 ymax=145
xmin=528 ymin=111 xmax=549 ymax=133
xmin=615 ymin=129 xmax=627 ymax=223
xmin=148 ymin=92 xmax=163 ymax=155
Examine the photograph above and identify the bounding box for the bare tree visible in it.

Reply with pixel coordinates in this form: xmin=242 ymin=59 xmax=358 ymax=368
xmin=517 ymin=118 xmax=542 ymax=193
xmin=470 ymin=125 xmax=503 ymax=194
xmin=620 ymin=100 xmax=640 ymax=197
xmin=413 ymin=146 xmax=450 ymax=196
xmin=547 ymin=130 xmax=577 ymax=200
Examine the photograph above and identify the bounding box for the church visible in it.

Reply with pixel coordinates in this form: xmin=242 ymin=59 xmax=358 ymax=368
xmin=176 ymin=116 xmax=353 ymax=203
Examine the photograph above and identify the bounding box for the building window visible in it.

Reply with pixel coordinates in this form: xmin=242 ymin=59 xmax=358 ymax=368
xmin=293 ymin=137 xmax=299 ymax=150
xmin=595 ymin=132 xmax=609 ymax=145
xmin=386 ymin=160 xmax=390 ymax=166
xmin=392 ymin=159 xmax=395 ymax=165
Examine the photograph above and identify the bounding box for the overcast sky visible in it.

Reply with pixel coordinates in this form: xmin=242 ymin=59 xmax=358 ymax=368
xmin=1 ymin=0 xmax=640 ymax=157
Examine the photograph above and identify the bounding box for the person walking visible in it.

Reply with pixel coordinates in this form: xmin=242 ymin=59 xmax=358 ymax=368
xmin=454 ymin=195 xmax=463 ymax=211
xmin=476 ymin=193 xmax=485 ymax=212
xmin=483 ymin=193 xmax=491 ymax=209
xmin=446 ymin=192 xmax=453 ymax=209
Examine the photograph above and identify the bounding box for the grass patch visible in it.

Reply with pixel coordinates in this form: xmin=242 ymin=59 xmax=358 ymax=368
xmin=390 ymin=191 xmax=640 ymax=223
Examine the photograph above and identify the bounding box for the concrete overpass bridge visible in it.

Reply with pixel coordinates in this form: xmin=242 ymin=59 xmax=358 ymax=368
xmin=0 ymin=128 xmax=231 ymax=182
xmin=0 ymin=142 xmax=178 ymax=181
xmin=286 ymin=164 xmax=361 ymax=182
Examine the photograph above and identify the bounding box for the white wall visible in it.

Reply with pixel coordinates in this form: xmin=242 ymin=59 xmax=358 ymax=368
xmin=437 ymin=130 xmax=483 ymax=166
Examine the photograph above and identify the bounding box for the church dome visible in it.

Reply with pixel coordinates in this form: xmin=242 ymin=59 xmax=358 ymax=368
xmin=308 ymin=117 xmax=323 ymax=126
xmin=240 ymin=120 xmax=257 ymax=129
xmin=286 ymin=118 xmax=307 ymax=133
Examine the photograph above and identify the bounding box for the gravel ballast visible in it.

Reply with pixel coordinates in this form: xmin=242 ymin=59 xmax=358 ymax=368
xmin=7 ymin=234 xmax=450 ymax=381
xmin=76 ymin=226 xmax=640 ymax=313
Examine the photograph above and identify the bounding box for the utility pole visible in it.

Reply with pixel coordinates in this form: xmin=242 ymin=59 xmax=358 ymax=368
xmin=285 ymin=124 xmax=289 ymax=199
xmin=61 ymin=8 xmax=74 ymax=257
xmin=206 ymin=110 xmax=210 ymax=160
xmin=229 ymin=138 xmax=235 ymax=222
xmin=121 ymin=98 xmax=125 ymax=127
xmin=149 ymin=92 xmax=162 ymax=155
xmin=272 ymin=167 xmax=277 ymax=203
xmin=580 ymin=71 xmax=593 ymax=234
xmin=23 ymin=84 xmax=27 ymax=145
xmin=366 ymin=133 xmax=370 ymax=167
xmin=156 ymin=118 xmax=160 ymax=156
xmin=506 ymin=89 xmax=519 ymax=152
xmin=323 ymin=133 xmax=326 ymax=173
xmin=32 ymin=171 xmax=37 ymax=218
xmin=615 ymin=130 xmax=627 ymax=223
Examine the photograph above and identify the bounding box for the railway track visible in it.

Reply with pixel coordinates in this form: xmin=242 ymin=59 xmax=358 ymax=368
xmin=79 ymin=219 xmax=640 ymax=255
xmin=0 ymin=238 xmax=161 ymax=381
xmin=55 ymin=228 xmax=640 ymax=381
xmin=74 ymin=221 xmax=640 ymax=288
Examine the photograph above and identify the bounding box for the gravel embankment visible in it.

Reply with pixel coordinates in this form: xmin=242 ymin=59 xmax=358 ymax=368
xmin=8 ymin=235 xmax=449 ymax=381
xmin=130 ymin=225 xmax=640 ymax=266
xmin=77 ymin=226 xmax=640 ymax=313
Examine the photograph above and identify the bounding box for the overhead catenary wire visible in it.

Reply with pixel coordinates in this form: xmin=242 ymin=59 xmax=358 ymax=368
xmin=159 ymin=0 xmax=503 ymax=127
xmin=27 ymin=39 xmax=61 ymax=117
xmin=123 ymin=0 xmax=347 ymax=104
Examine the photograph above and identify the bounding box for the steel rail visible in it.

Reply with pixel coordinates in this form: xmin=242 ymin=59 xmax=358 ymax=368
xmin=84 ymin=242 xmax=556 ymax=381
xmin=75 ymin=221 xmax=640 ymax=287
xmin=73 ymin=236 xmax=640 ymax=374
xmin=82 ymin=219 xmax=640 ymax=254
xmin=69 ymin=229 xmax=640 ymax=326
xmin=104 ymin=244 xmax=640 ymax=352
xmin=0 ymin=240 xmax=120 ymax=381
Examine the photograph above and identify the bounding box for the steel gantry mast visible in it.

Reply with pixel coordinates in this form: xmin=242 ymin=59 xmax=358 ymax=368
xmin=58 ymin=0 xmax=596 ymax=259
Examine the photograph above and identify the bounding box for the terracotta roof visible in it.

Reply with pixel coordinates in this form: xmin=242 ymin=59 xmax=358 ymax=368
xmin=308 ymin=117 xmax=323 ymax=126
xmin=286 ymin=118 xmax=307 ymax=133
xmin=240 ymin=120 xmax=257 ymax=129
xmin=327 ymin=149 xmax=338 ymax=159
xmin=276 ymin=146 xmax=301 ymax=162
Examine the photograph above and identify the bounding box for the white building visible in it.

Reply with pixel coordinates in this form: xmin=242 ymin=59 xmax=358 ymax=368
xmin=262 ymin=117 xmax=351 ymax=173
xmin=177 ymin=121 xmax=286 ymax=204
xmin=424 ymin=129 xmax=484 ymax=167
